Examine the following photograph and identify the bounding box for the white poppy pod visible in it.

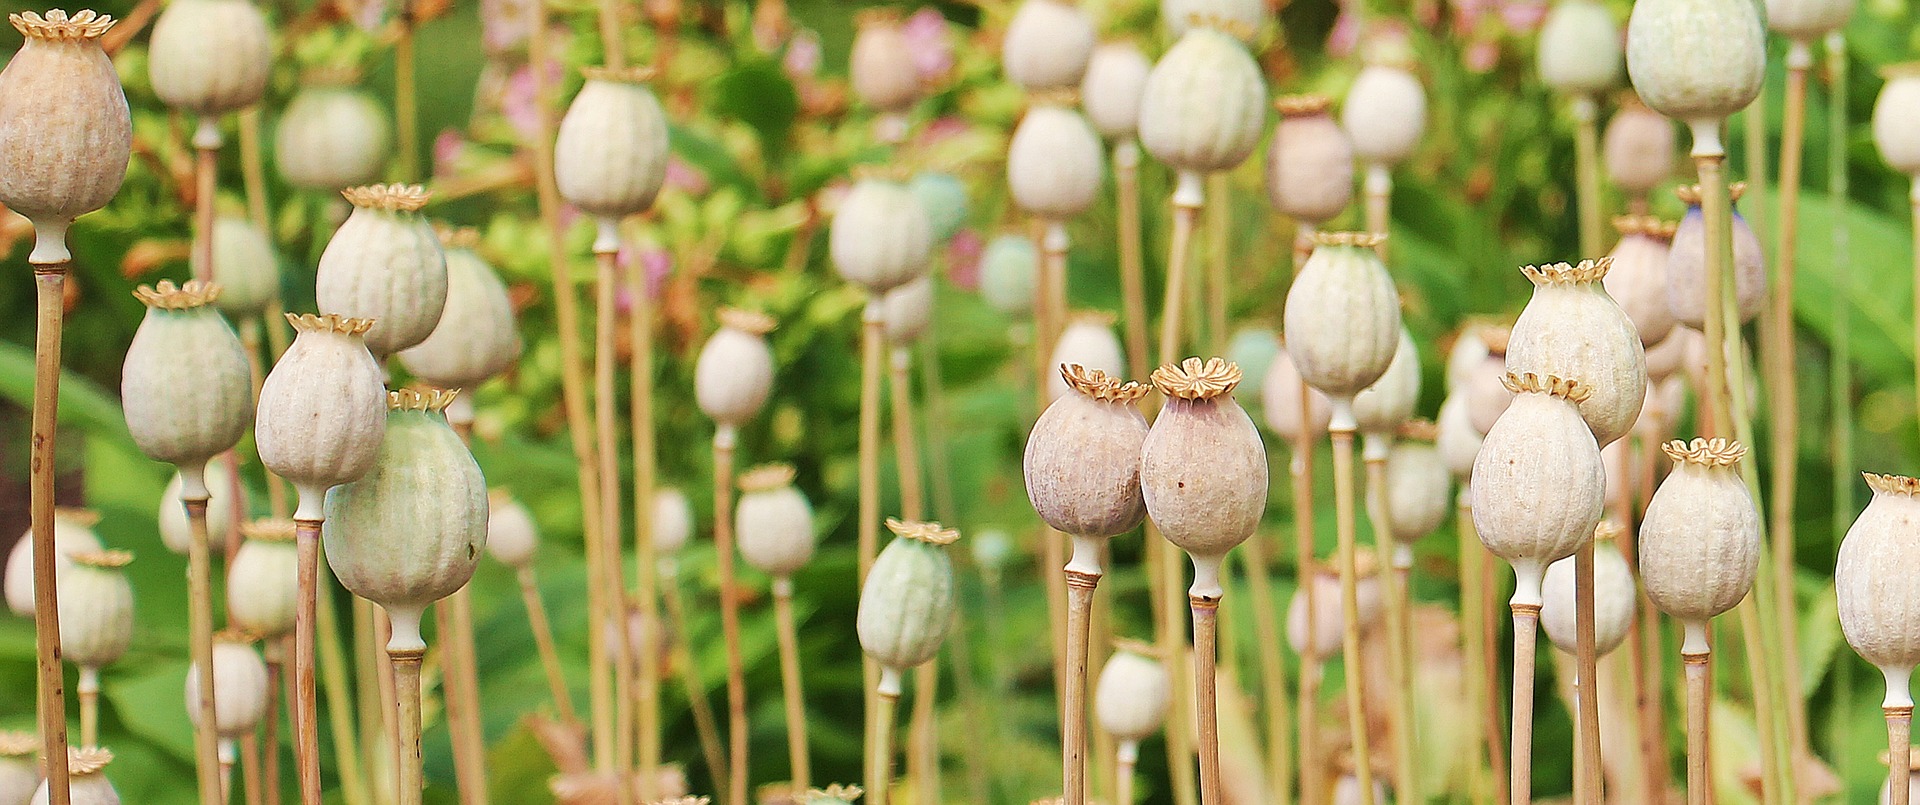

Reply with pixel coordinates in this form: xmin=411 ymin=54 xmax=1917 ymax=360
xmin=1332 ymin=767 xmax=1390 ymax=805
xmin=1093 ymin=638 xmax=1170 ymax=745
xmin=274 ymin=71 xmax=391 ymax=191
xmin=31 ymin=747 xmax=117 ymax=805
xmin=850 ymin=10 xmax=918 ymax=114
xmin=694 ymin=308 xmax=776 ymax=429
xmin=1639 ymin=438 xmax=1759 ymax=651
xmin=1625 ymin=0 xmax=1765 ymax=153
xmin=158 ymin=463 xmax=244 ymax=554
xmin=227 ymin=520 xmax=297 ymax=640
xmin=554 ymin=68 xmax=670 ymax=220
xmin=398 ymin=232 xmax=522 ymax=389
xmin=1381 ymin=430 xmax=1450 ymax=545
xmin=0 ymin=10 xmax=132 ymax=265
xmin=1002 ymin=0 xmax=1095 ymax=91
xmin=1163 ymin=0 xmax=1264 ymax=41
xmin=1872 ymin=64 xmax=1920 ymax=177
xmin=1765 ymin=0 xmax=1853 ymax=41
xmin=1838 ymin=473 xmax=1920 ymax=706
xmin=881 ymin=276 xmax=934 ymax=344
xmin=1666 ymin=183 xmax=1766 ymax=326
xmin=1470 ymin=373 xmax=1606 ymax=606
xmin=1080 ymin=42 xmax=1151 ymax=140
xmin=1435 ymin=393 xmax=1482 ymax=479
xmin=255 ymin=314 xmax=388 ymax=518
xmin=1445 ymin=326 xmax=1490 ymax=391
xmin=857 ymin=520 xmax=959 ymax=694
xmin=1007 ymin=100 xmax=1104 ymax=220
xmin=1261 ymin=345 xmax=1333 ymax=439
xmin=1604 ymin=95 xmax=1676 ymax=195
xmin=653 ymin=488 xmax=694 ymax=556
xmin=735 ymin=465 xmax=816 ymax=580
xmin=1266 ymin=94 xmax=1355 ymax=227
xmin=1282 ymin=232 xmax=1403 ymax=401
xmin=315 ymin=184 xmax=448 ymax=357
xmin=1505 ymin=259 xmax=1649 ymax=447
xmin=5 ymin=508 xmax=104 ymax=616
xmin=1342 ymin=62 xmax=1426 ymax=166
xmin=122 ymin=281 xmax=255 ymax=470
xmin=1352 ymin=327 xmax=1420 ymax=439
xmin=1138 ymin=27 xmax=1267 ymax=175
xmin=1025 ymin=366 xmax=1151 ymax=547
xmin=1540 ymin=522 xmax=1638 ymax=655
xmin=1286 ymin=555 xmax=1385 ymax=659
xmin=1644 ymin=325 xmax=1697 ymax=383
xmin=831 ymin=174 xmax=934 ymax=295
xmin=1141 ymin=359 xmax=1268 ymax=599
xmin=1536 ymin=0 xmax=1623 ymax=96
xmin=980 ymin=234 xmax=1038 ymax=317
xmin=56 ymin=550 xmax=134 ymax=670
xmin=211 ymin=216 xmax=280 ymax=319
xmin=485 ymin=490 xmax=540 ymax=569
xmin=1465 ymin=329 xmax=1513 ymax=434
xmin=186 ymin=632 xmax=270 ymax=737
xmin=1047 ymin=314 xmax=1126 ymax=401
xmin=146 ymin=0 xmax=270 ymax=117
xmin=0 ymin=732 xmax=37 ymax=805
xmin=1602 ymin=216 xmax=1678 ymax=348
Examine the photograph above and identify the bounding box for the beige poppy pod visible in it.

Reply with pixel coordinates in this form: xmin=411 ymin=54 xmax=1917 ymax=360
xmin=1838 ymin=473 xmax=1920 ymax=707
xmin=1025 ymin=366 xmax=1151 ymax=572
xmin=316 ymin=184 xmax=449 ymax=357
xmin=1282 ymin=232 xmax=1403 ymax=406
xmin=5 ymin=507 xmax=103 ymax=616
xmin=1445 ymin=326 xmax=1490 ymax=391
xmin=857 ymin=519 xmax=960 ymax=694
xmin=1625 ymin=0 xmax=1764 ymax=154
xmin=56 ymin=549 xmax=133 ymax=670
xmin=1639 ymin=438 xmax=1759 ymax=653
xmin=1002 ymin=0 xmax=1095 ymax=91
xmin=830 ymin=173 xmax=934 ymax=296
xmin=0 ymin=10 xmax=132 ymax=265
xmin=1007 ymin=98 xmax=1104 ymax=220
xmin=210 ymin=216 xmax=280 ymax=319
xmin=1138 ymin=26 xmax=1268 ymax=176
xmin=1286 ymin=553 xmax=1385 ymax=659
xmin=881 ymin=275 xmax=933 ymax=345
xmin=227 ymin=519 xmax=297 ymax=639
xmin=1093 ymin=637 xmax=1170 ymax=755
xmin=1435 ymin=393 xmax=1483 ymax=479
xmin=1342 ymin=61 xmax=1426 ymax=167
xmin=1140 ymin=358 xmax=1269 ymax=599
xmin=146 ymin=0 xmax=271 ymax=119
xmin=1266 ymin=94 xmax=1355 ymax=227
xmin=1765 ymin=0 xmax=1853 ymax=41
xmin=1505 ymin=259 xmax=1649 ymax=447
xmin=1536 ymin=0 xmax=1622 ymax=96
xmin=485 ymin=490 xmax=539 ymax=568
xmin=801 ymin=786 xmax=862 ymax=805
xmin=274 ymin=69 xmax=391 ymax=191
xmin=1380 ymin=426 xmax=1451 ymax=548
xmin=653 ymin=487 xmax=694 ymax=557
xmin=1352 ymin=327 xmax=1420 ymax=445
xmin=1046 ymin=313 xmax=1126 ymax=401
xmin=122 ymin=281 xmax=254 ymax=480
xmin=1603 ymin=94 xmax=1676 ymax=195
xmin=185 ymin=631 xmax=270 ymax=737
xmin=1874 ymin=64 xmax=1920 ymax=177
xmin=0 ymin=731 xmax=37 ymax=805
xmin=555 ymin=67 xmax=670 ymax=221
xmin=1644 ymin=323 xmax=1697 ymax=383
xmin=1667 ymin=183 xmax=1766 ymax=326
xmin=30 ymin=747 xmax=117 ymax=805
xmin=735 ymin=464 xmax=816 ymax=583
xmin=397 ymin=232 xmax=522 ymax=389
xmin=157 ymin=463 xmax=244 ymax=554
xmin=1540 ymin=522 xmax=1638 ymax=655
xmin=1465 ymin=346 xmax=1514 ymax=435
xmin=1602 ymin=216 xmax=1679 ymax=348
xmin=1163 ymin=0 xmax=1264 ymax=40
xmin=849 ymin=10 xmax=918 ymax=114
xmin=1260 ymin=343 xmax=1333 ymax=439
xmin=1080 ymin=42 xmax=1151 ymax=140
xmin=694 ymin=308 xmax=776 ymax=431
xmin=255 ymin=314 xmax=387 ymax=519
xmin=1469 ymin=373 xmax=1606 ymax=606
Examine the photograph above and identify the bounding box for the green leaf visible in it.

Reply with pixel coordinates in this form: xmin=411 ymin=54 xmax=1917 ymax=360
xmin=708 ymin=59 xmax=799 ymax=161
xmin=0 ymin=339 xmax=132 ymax=441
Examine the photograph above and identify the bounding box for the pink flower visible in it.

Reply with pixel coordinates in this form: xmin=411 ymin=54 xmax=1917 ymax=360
xmin=916 ymin=115 xmax=971 ymax=149
xmin=503 ymin=58 xmax=565 ymax=141
xmin=1327 ymin=1 xmax=1360 ymax=56
xmin=1498 ymin=0 xmax=1549 ymax=33
xmin=946 ymin=228 xmax=983 ymax=291
xmin=481 ymin=0 xmax=536 ymax=54
xmin=784 ymin=28 xmax=822 ymax=78
xmin=614 ymin=244 xmax=673 ymax=305
xmin=433 ymin=130 xmax=468 ymax=178
xmin=1463 ymin=38 xmax=1501 ymax=73
xmin=665 ymin=157 xmax=709 ymax=196
xmin=902 ymin=8 xmax=954 ymax=84
xmin=1451 ymin=0 xmax=1495 ymax=33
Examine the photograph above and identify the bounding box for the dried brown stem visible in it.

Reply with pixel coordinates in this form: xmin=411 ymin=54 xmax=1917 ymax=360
xmin=859 ymin=302 xmax=884 ymax=793
xmin=1114 ymin=142 xmax=1149 ymax=383
xmin=1191 ymin=595 xmax=1223 ymax=805
xmin=1511 ymin=603 xmax=1541 ymax=805
xmin=1293 ymin=399 xmax=1321 ymax=805
xmin=1575 ymin=543 xmax=1602 ymax=805
xmin=1696 ymin=154 xmax=1735 ymax=437
xmin=1459 ymin=493 xmax=1493 ymax=803
xmin=30 ymin=262 xmax=71 ymax=805
xmin=773 ymin=584 xmax=811 ymax=790
xmin=592 ymin=247 xmax=635 ymax=805
xmin=517 ymin=567 xmax=579 ymax=725
xmin=869 ymin=687 xmax=901 ymax=805
xmin=435 ymin=588 xmax=488 ymax=805
xmin=1239 ymin=530 xmax=1292 ymax=803
xmin=187 ymin=497 xmax=224 ymax=805
xmin=1890 ymin=706 xmax=1912 ymax=805
xmin=1158 ymin=194 xmax=1201 ymax=365
xmin=1366 ymin=455 xmax=1415 ymax=804
xmin=1737 ymin=595 xmax=1782 ymax=804
xmin=1572 ymin=96 xmax=1604 ymax=259
xmin=1364 ymin=164 xmax=1391 ymax=259
xmin=661 ymin=564 xmax=728 ymax=801
xmin=891 ymin=346 xmax=940 ymax=803
xmin=1331 ymin=426 xmax=1377 ymax=805
xmin=77 ymin=667 xmax=99 ymax=748
xmin=262 ymin=642 xmax=283 ymax=805
xmin=394 ymin=11 xmax=419 ymax=184
xmin=293 ymin=518 xmax=324 ymax=805
xmin=1064 ymin=570 xmax=1101 ymax=805
xmin=390 ymin=648 xmax=425 ymax=805
xmin=1155 ymin=178 xmax=1206 ymax=805
xmin=1484 ymin=548 xmax=1509 ymax=803
xmin=626 ymin=230 xmax=662 ymax=799
xmin=242 ymin=734 xmax=263 ymax=805
xmin=1206 ymin=174 xmax=1229 ymax=354
xmin=713 ymin=433 xmax=748 ymax=805
xmin=1770 ymin=55 xmax=1815 ymax=805
xmin=1683 ymin=651 xmax=1709 ymax=805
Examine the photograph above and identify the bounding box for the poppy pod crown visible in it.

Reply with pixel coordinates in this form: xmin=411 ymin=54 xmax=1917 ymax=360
xmin=1025 ymin=364 xmax=1150 ymax=549
xmin=1838 ymin=472 xmax=1920 ymax=705
xmin=857 ymin=519 xmax=960 ymax=694
xmin=1506 ymin=257 xmax=1648 ymax=447
xmin=0 ymin=10 xmax=132 ymax=264
xmin=1141 ymin=358 xmax=1268 ymax=597
xmin=122 ymin=280 xmax=255 ymax=475
xmin=1639 ymin=437 xmax=1760 ymax=652
xmin=1469 ymin=372 xmax=1606 ymax=606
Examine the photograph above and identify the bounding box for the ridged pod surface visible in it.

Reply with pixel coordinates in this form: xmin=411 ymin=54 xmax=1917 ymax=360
xmin=694 ymin=308 xmax=776 ymax=427
xmin=185 ymin=635 xmax=269 ymax=737
xmin=316 ymin=184 xmax=448 ymax=356
xmin=1504 ymin=259 xmax=1648 ymax=447
xmin=4 ymin=509 xmax=102 ymax=616
xmin=1046 ymin=314 xmax=1125 ymax=401
xmin=849 ymin=11 xmax=918 ymax=113
xmin=1603 ymin=96 xmax=1676 ymax=194
xmin=1093 ymin=639 xmax=1170 ymax=742
xmin=122 ymin=281 xmax=255 ymax=467
xmin=0 ymin=10 xmax=132 ymax=261
xmin=831 ymin=175 xmax=933 ymax=295
xmin=1138 ymin=27 xmax=1266 ymax=174
xmin=1342 ymin=63 xmax=1426 ymax=166
xmin=274 ymin=77 xmax=390 ymax=191
xmin=1667 ymin=184 xmax=1766 ymax=326
xmin=1639 ymin=438 xmax=1759 ymax=627
xmin=397 ymin=237 xmax=522 ymax=389
xmin=1025 ymin=366 xmax=1150 ymax=539
xmin=1873 ymin=64 xmax=1920 ymax=176
xmin=1838 ymin=473 xmax=1920 ymax=696
xmin=1080 ymin=42 xmax=1150 ymax=140
xmin=1282 ymin=233 xmax=1402 ymax=399
xmin=1625 ymin=0 xmax=1765 ymax=128
xmin=56 ymin=550 xmax=133 ymax=669
xmin=158 ymin=463 xmax=243 ymax=554
xmin=1141 ymin=358 xmax=1267 ymax=597
xmin=1381 ymin=435 xmax=1450 ymax=543
xmin=146 ymin=0 xmax=270 ymax=116
xmin=1286 ymin=555 xmax=1384 ymax=659
xmin=1352 ymin=327 xmax=1419 ymax=437
xmin=211 ymin=217 xmax=280 ymax=318
xmin=1541 ymin=525 xmax=1637 ymax=655
xmin=485 ymin=491 xmax=539 ymax=568
xmin=1261 ymin=344 xmax=1332 ymax=439
xmin=857 ymin=520 xmax=959 ymax=686
xmin=1002 ymin=0 xmax=1095 ymax=91
xmin=980 ymin=234 xmax=1038 ymax=316
xmin=1602 ymin=216 xmax=1678 ymax=347
xmin=736 ymin=465 xmax=816 ymax=578
xmin=1536 ymin=0 xmax=1622 ymax=95
xmin=1765 ymin=0 xmax=1853 ymax=40
xmin=1007 ymin=101 xmax=1104 ymax=220
xmin=1470 ymin=373 xmax=1606 ymax=604
xmin=1266 ymin=94 xmax=1354 ymax=226
xmin=227 ymin=520 xmax=297 ymax=639
xmin=255 ymin=314 xmax=387 ymax=510
xmin=554 ymin=68 xmax=670 ymax=219
xmin=31 ymin=747 xmax=117 ymax=805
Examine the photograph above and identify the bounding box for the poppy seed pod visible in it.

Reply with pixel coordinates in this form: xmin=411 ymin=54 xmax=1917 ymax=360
xmin=185 ymin=632 xmax=269 ymax=737
xmin=31 ymin=747 xmax=117 ymax=805
xmin=1537 ymin=0 xmax=1623 ymax=96
xmin=0 ymin=10 xmax=132 ymax=264
xmin=1465 ymin=330 xmax=1515 ymax=434
xmin=1047 ymin=313 xmax=1126 ymax=401
xmin=1093 ymin=638 xmax=1170 ymax=750
xmin=1470 ymin=373 xmax=1606 ymax=606
xmin=1287 ymin=554 xmax=1385 ymax=659
xmin=397 ymin=231 xmax=522 ymax=389
xmin=735 ymin=464 xmax=816 ymax=581
xmin=831 ymin=174 xmax=934 ymax=295
xmin=56 ymin=549 xmax=133 ymax=670
xmin=158 ymin=463 xmax=244 ymax=554
xmin=255 ymin=314 xmax=387 ymax=519
xmin=1282 ymin=232 xmax=1403 ymax=403
xmin=1002 ymin=0 xmax=1095 ymax=91
xmin=1435 ymin=393 xmax=1483 ymax=479
xmin=316 ymin=184 xmax=449 ymax=356
xmin=227 ymin=519 xmax=297 ymax=639
xmin=1625 ymin=0 xmax=1764 ymax=153
xmin=1446 ymin=327 xmax=1490 ymax=391
xmin=881 ymin=275 xmax=933 ymax=346
xmin=980 ymin=234 xmax=1038 ymax=317
xmin=274 ymin=70 xmax=391 ymax=191
xmin=485 ymin=490 xmax=539 ymax=569
xmin=857 ymin=519 xmax=959 ymax=694
xmin=653 ymin=487 xmax=694 ymax=557
xmin=555 ymin=67 xmax=670 ymax=220
xmin=1352 ymin=327 xmax=1420 ymax=441
xmin=1667 ymin=183 xmax=1766 ymax=326
xmin=1025 ymin=366 xmax=1151 ymax=564
xmin=1227 ymin=327 xmax=1281 ymax=407
xmin=0 ymin=732 xmax=36 ymax=805
xmin=1007 ymin=99 xmax=1104 ymax=220
xmin=1603 ymin=95 xmax=1677 ymax=195
xmin=1163 ymin=0 xmax=1264 ymax=40
xmin=802 ymin=786 xmax=862 ymax=805
xmin=1838 ymin=473 xmax=1920 ymax=706
xmin=1541 ymin=522 xmax=1638 ymax=655
xmin=1602 ymin=216 xmax=1679 ymax=347
xmin=1644 ymin=324 xmax=1697 ymax=383
xmin=1505 ymin=259 xmax=1649 ymax=447
xmin=1141 ymin=358 xmax=1269 ymax=599
xmin=1342 ymin=62 xmax=1427 ymax=167
xmin=1765 ymin=0 xmax=1853 ymax=41
xmin=1872 ymin=64 xmax=1920 ymax=177
xmin=210 ymin=216 xmax=280 ymax=319
xmin=1639 ymin=438 xmax=1759 ymax=652
xmin=1081 ymin=42 xmax=1151 ymax=141
xmin=1138 ymin=26 xmax=1267 ymax=175
xmin=122 ymin=281 xmax=255 ymax=473
xmin=325 ymin=390 xmax=487 ymax=652
xmin=908 ymin=172 xmax=969 ymax=245
xmin=5 ymin=508 xmax=102 ymax=616
xmin=849 ymin=10 xmax=918 ymax=114
xmin=146 ymin=0 xmax=270 ymax=118
xmin=1380 ymin=427 xmax=1451 ymax=546
xmin=694 ymin=308 xmax=776 ymax=430
xmin=1266 ymin=94 xmax=1356 ymax=226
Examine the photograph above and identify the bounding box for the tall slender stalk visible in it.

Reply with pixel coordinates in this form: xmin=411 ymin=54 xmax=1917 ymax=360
xmin=1115 ymin=740 xmax=1138 ymax=805
xmin=1828 ymin=28 xmax=1855 ymax=593
xmin=316 ymin=564 xmax=370 ymax=805
xmin=30 ymin=254 xmax=72 ymax=805
xmin=1065 ymin=564 xmax=1100 ymax=805
xmin=773 ymin=580 xmax=811 ymax=790
xmin=393 ymin=6 xmax=419 ymax=184
xmin=389 ymin=647 xmax=425 ymax=805
xmin=186 ymin=493 xmax=226 ymax=805
xmin=242 ymin=734 xmax=263 ymax=805
xmin=1115 ymin=141 xmax=1148 ymax=382
xmin=190 ymin=121 xmax=218 ymax=286
xmin=1038 ymin=222 xmax=1070 ymax=713
xmin=1239 ymin=530 xmax=1292 ymax=804
xmin=1329 ymin=415 xmax=1376 ymax=805
xmin=262 ymin=639 xmax=283 ymax=805
xmin=1682 ymin=640 xmax=1710 ymax=805
xmin=891 ymin=345 xmax=940 ymax=803
xmin=858 ymin=300 xmax=884 ymax=797
xmin=868 ymin=677 xmax=902 ymax=805
xmin=1291 ymin=346 xmax=1322 ymax=805
xmin=1695 ymin=151 xmax=1736 ymax=434
xmin=293 ymin=518 xmax=325 ymax=804
xmin=517 ymin=566 xmax=579 ymax=725
xmin=1159 ymin=174 xmax=1204 ymax=363
xmin=1483 ymin=546 xmax=1509 ymax=804
xmin=1575 ymin=543 xmax=1602 ymax=805
xmin=1737 ymin=596 xmax=1781 ymax=804
xmin=711 ymin=428 xmax=748 ymax=805
xmin=1154 ymin=172 xmax=1206 ymax=805
xmin=1511 ymin=603 xmax=1541 ymax=805
xmin=1459 ymin=490 xmax=1493 ymax=803
xmin=1191 ymin=595 xmax=1223 ymax=805
xmin=592 ymin=241 xmax=634 ymax=805
xmin=660 ymin=561 xmax=728 ymax=799
xmin=78 ymin=668 xmax=100 ymax=748
xmin=435 ymin=590 xmax=488 ymax=805
xmin=1365 ymin=451 xmax=1415 ymax=804
xmin=1771 ymin=43 xmax=1815 ymax=793
xmin=1572 ymin=96 xmax=1604 ymax=259
xmin=626 ymin=226 xmax=661 ymax=799
xmin=1889 ymin=706 xmax=1913 ymax=805
xmin=1205 ymin=174 xmax=1229 ymax=352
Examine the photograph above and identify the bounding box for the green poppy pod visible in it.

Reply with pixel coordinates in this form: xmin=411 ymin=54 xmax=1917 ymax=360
xmin=857 ymin=519 xmax=959 ymax=694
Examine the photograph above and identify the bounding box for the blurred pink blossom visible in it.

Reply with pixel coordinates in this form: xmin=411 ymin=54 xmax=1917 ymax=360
xmin=784 ymin=28 xmax=822 ymax=79
xmin=433 ymin=130 xmax=468 ymax=178
xmin=1464 ymin=38 xmax=1501 ymax=73
xmin=1451 ymin=0 xmax=1495 ymax=33
xmin=349 ymin=0 xmax=387 ymax=32
xmin=615 ymin=244 xmax=673 ymax=304
xmin=916 ymin=115 xmax=972 ymax=149
xmin=665 ymin=158 xmax=708 ymax=196
xmin=1499 ymin=0 xmax=1549 ymax=33
xmin=480 ymin=0 xmax=536 ymax=54
xmin=503 ymin=59 xmax=565 ymax=140
xmin=1327 ymin=1 xmax=1359 ymax=57
xmin=946 ymin=228 xmax=983 ymax=291
xmin=903 ymin=8 xmax=954 ymax=84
